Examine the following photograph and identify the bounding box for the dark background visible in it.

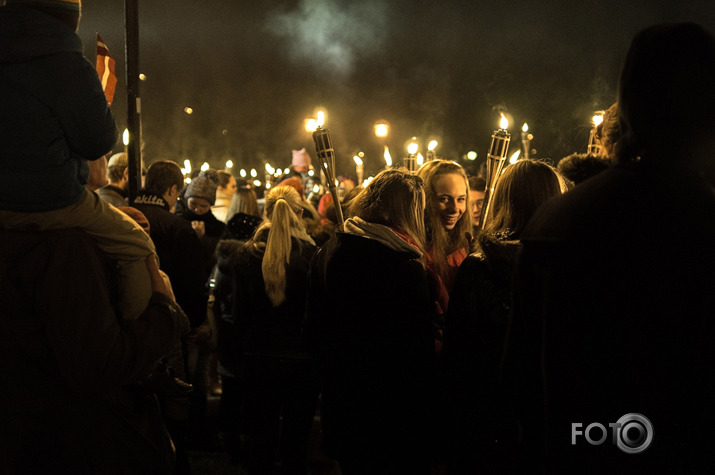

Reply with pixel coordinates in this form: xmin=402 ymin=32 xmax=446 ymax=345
xmin=80 ymin=0 xmax=715 ymax=178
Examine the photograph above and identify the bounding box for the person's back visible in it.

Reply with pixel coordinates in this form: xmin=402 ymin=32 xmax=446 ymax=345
xmin=133 ymin=160 xmax=207 ymax=329
xmin=305 ymin=169 xmax=437 ymax=473
xmin=0 ymin=227 xmax=188 ymax=473
xmin=510 ymin=23 xmax=715 ymax=473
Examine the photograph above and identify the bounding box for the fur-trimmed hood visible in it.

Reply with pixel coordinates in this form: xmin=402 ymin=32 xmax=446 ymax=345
xmin=471 ymin=233 xmax=522 ymax=282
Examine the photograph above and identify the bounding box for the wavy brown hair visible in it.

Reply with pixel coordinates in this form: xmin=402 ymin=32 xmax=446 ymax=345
xmin=417 ymin=160 xmax=472 ymax=281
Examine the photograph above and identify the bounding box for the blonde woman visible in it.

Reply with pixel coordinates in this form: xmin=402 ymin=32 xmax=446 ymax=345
xmin=223 ymin=185 xmax=318 ymax=473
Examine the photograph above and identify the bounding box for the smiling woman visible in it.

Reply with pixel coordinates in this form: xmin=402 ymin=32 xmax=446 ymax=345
xmin=417 ymin=160 xmax=472 ymax=295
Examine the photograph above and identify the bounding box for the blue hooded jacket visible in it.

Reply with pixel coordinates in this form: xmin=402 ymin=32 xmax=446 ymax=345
xmin=0 ymin=6 xmax=117 ymax=211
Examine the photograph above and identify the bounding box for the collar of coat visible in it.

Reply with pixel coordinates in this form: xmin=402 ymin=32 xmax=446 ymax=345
xmin=133 ymin=192 xmax=170 ymax=210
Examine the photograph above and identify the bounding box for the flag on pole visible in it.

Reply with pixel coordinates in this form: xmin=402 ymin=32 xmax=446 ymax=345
xmin=96 ymin=34 xmax=117 ymax=106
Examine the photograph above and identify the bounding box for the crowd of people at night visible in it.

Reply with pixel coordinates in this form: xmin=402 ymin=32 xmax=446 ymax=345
xmin=2 ymin=1 xmax=715 ymax=474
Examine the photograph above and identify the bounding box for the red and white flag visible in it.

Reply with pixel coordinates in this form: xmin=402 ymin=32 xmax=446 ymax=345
xmin=96 ymin=33 xmax=117 ymax=106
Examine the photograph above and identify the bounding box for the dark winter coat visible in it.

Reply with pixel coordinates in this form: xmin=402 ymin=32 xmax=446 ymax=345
xmin=305 ymin=231 xmax=437 ymax=463
xmin=0 ymin=228 xmax=187 ymax=473
xmin=227 ymin=229 xmax=316 ymax=360
xmin=133 ymin=192 xmax=207 ymax=328
xmin=441 ymin=235 xmax=522 ymax=472
xmin=0 ymin=6 xmax=117 ymax=212
xmin=509 ymin=164 xmax=715 ymax=473
xmin=175 ymin=201 xmax=226 ymax=283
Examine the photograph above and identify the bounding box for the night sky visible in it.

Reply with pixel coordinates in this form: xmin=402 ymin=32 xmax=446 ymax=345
xmin=80 ymin=0 xmax=715 ymax=178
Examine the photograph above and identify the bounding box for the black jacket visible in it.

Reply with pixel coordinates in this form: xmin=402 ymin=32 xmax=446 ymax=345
xmin=305 ymin=232 xmax=436 ymax=461
xmin=214 ymin=231 xmax=316 ymax=375
xmin=441 ymin=235 xmax=522 ymax=472
xmin=509 ymin=164 xmax=715 ymax=473
xmin=133 ymin=192 xmax=207 ymax=328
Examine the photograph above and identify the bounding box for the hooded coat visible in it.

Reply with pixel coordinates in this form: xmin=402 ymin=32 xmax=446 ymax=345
xmin=0 ymin=5 xmax=117 ymax=212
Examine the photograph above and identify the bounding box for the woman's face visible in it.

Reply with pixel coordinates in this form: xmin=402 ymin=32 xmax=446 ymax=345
xmin=220 ymin=177 xmax=237 ymax=195
xmin=187 ymin=197 xmax=212 ymax=215
xmin=432 ymin=173 xmax=467 ymax=230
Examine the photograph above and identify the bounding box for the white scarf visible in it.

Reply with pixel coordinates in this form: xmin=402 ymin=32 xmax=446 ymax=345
xmin=344 ymin=217 xmax=421 ymax=258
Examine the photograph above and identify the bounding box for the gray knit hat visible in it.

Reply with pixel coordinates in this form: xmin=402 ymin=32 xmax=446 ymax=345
xmin=185 ymin=171 xmax=218 ymax=206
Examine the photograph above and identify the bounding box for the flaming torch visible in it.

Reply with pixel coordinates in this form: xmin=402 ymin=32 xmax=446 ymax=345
xmin=404 ymin=138 xmax=419 ymax=173
xmin=312 ymin=125 xmax=345 ymax=229
xmin=479 ymin=113 xmax=511 ymax=230
xmin=427 ymin=140 xmax=438 ymax=161
xmin=521 ymin=123 xmax=532 ymax=159
xmin=353 ymin=154 xmax=364 ymax=185
xmin=587 ymin=112 xmax=604 ymax=154
xmin=383 ymin=145 xmax=393 ymax=168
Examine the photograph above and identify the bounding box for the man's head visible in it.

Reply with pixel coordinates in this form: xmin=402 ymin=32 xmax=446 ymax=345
xmin=144 ymin=160 xmax=184 ymax=205
xmin=4 ymin=0 xmax=82 ymax=31
xmin=106 ymin=153 xmax=129 ymax=190
xmin=468 ymin=176 xmax=486 ymax=226
xmin=617 ymin=22 xmax=715 ymax=182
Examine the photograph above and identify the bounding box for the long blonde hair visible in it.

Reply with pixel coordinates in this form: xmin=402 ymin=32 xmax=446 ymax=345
xmin=253 ymin=185 xmax=305 ymax=307
xmin=417 ymin=160 xmax=472 ymax=278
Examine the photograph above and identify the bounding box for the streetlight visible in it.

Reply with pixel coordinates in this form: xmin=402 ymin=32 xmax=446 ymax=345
xmin=374 ymin=121 xmax=389 ymax=138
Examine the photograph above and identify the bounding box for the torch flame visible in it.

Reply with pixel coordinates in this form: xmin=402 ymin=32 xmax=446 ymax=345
xmin=427 ymin=140 xmax=438 ymax=151
xmin=592 ymin=114 xmax=604 ymax=127
xmin=384 ymin=145 xmax=392 ymax=166
xmin=201 ymin=162 xmax=210 ymax=172
xmin=122 ymin=128 xmax=130 ymax=146
xmin=522 ymin=123 xmax=529 ymax=133
xmin=509 ymin=150 xmax=521 ymax=164
xmin=265 ymin=163 xmax=275 ymax=174
xmin=353 ymin=155 xmax=363 ymax=166
xmin=500 ymin=114 xmax=509 ymax=130
xmin=407 ymin=141 xmax=419 ymax=155
xmin=305 ymin=118 xmax=317 ymax=132
xmin=416 ymin=153 xmax=424 ymax=166
xmin=316 ymin=110 xmax=325 ymax=127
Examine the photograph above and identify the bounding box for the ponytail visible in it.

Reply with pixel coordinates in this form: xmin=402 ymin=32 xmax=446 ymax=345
xmin=260 ymin=187 xmax=304 ymax=306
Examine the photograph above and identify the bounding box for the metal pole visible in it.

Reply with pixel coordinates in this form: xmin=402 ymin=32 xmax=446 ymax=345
xmin=125 ymin=0 xmax=141 ymax=204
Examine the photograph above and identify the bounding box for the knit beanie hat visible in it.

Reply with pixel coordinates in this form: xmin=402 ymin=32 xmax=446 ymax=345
xmin=291 ymin=148 xmax=311 ymax=169
xmin=6 ymin=0 xmax=82 ymax=30
xmin=5 ymin=0 xmax=80 ymax=11
xmin=185 ymin=171 xmax=219 ymax=206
